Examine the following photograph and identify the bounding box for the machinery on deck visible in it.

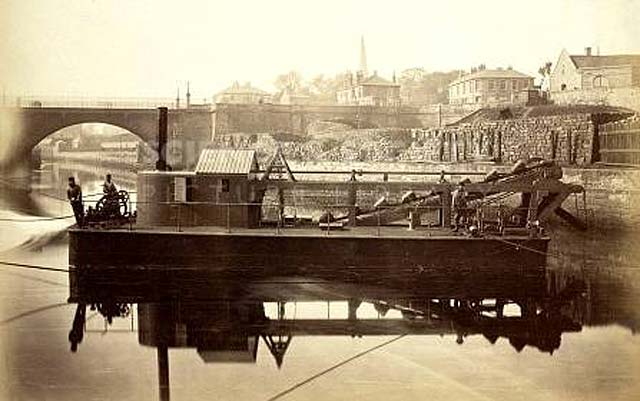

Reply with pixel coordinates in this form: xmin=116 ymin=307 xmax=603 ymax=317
xmin=269 ymin=158 xmax=586 ymax=236
xmin=84 ymin=189 xmax=136 ymax=228
xmin=336 ymin=159 xmax=585 ymax=233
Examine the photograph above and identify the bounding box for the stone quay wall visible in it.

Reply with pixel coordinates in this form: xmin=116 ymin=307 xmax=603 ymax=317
xmin=403 ymin=114 xmax=597 ymax=166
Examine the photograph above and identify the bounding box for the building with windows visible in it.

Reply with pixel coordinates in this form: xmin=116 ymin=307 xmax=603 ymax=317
xmin=448 ymin=68 xmax=534 ymax=106
xmin=336 ymin=72 xmax=401 ymax=107
xmin=549 ymin=48 xmax=640 ymax=93
xmin=548 ymin=48 xmax=640 ymax=111
xmin=215 ymin=82 xmax=269 ymax=104
xmin=336 ymin=36 xmax=401 ymax=107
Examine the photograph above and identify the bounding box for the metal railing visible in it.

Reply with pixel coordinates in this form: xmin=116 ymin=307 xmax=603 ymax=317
xmin=112 ymin=198 xmax=539 ymax=237
xmin=2 ymin=95 xmax=186 ymax=109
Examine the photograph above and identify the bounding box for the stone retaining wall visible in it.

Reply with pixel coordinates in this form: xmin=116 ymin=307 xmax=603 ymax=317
xmin=404 ymin=114 xmax=597 ymax=165
xmin=551 ymin=87 xmax=640 ymax=112
xmin=212 ymin=103 xmax=473 ymax=136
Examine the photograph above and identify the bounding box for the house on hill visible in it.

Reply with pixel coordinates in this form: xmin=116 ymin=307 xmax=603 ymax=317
xmin=550 ymin=48 xmax=640 ymax=92
xmin=447 ymin=67 xmax=534 ymax=106
xmin=549 ymin=48 xmax=640 ymax=111
xmin=336 ymin=72 xmax=401 ymax=107
xmin=215 ymin=82 xmax=270 ymax=104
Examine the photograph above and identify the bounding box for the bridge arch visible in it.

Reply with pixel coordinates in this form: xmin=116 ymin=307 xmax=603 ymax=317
xmin=21 ymin=107 xmax=160 ymax=152
xmin=2 ymin=107 xmax=160 ymax=169
xmin=33 ymin=122 xmax=157 ymax=164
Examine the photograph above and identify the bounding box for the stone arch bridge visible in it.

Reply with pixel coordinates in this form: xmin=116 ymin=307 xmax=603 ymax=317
xmin=0 ymin=99 xmax=472 ymax=171
xmin=0 ymin=105 xmax=213 ymax=170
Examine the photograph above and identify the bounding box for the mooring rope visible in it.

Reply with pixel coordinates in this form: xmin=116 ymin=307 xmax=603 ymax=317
xmin=0 ymin=215 xmax=75 ymax=222
xmin=264 ymin=334 xmax=406 ymax=401
xmin=0 ymin=260 xmax=69 ymax=273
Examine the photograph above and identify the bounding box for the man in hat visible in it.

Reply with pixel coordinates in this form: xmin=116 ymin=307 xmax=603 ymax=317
xmin=102 ymin=173 xmax=121 ymax=216
xmin=67 ymin=176 xmax=84 ymax=226
xmin=452 ymin=182 xmax=468 ymax=232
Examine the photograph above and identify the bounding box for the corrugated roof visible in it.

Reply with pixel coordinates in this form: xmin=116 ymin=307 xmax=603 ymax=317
xmin=195 ymin=148 xmax=258 ymax=175
xmin=451 ymin=69 xmax=533 ymax=85
xmin=570 ymin=55 xmax=640 ymax=69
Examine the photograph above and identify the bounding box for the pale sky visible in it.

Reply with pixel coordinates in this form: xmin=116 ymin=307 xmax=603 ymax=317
xmin=1 ymin=0 xmax=639 ymax=100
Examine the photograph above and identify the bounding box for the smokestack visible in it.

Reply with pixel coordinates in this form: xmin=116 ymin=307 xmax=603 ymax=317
xmin=585 ymin=47 xmax=592 ymax=56
xmin=156 ymin=107 xmax=168 ymax=171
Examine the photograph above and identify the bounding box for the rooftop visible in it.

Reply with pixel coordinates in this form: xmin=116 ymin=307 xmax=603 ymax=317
xmin=569 ymin=54 xmax=640 ymax=69
xmin=216 ymin=81 xmax=268 ymax=96
xmin=195 ymin=148 xmax=259 ymax=175
xmin=451 ymin=69 xmax=533 ymax=85
xmin=360 ymin=74 xmax=400 ymax=87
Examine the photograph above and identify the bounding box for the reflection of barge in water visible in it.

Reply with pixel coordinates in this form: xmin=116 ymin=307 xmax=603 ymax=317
xmin=68 ymin=108 xmax=585 ymax=283
xmin=67 ymin=272 xmax=586 ymax=401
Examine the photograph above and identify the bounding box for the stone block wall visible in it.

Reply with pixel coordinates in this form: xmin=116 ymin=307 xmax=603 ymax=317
xmin=404 ymin=114 xmax=597 ymax=165
xmin=551 ymin=87 xmax=640 ymax=112
xmin=561 ymin=167 xmax=640 ymax=231
xmin=212 ymin=103 xmax=473 ymax=136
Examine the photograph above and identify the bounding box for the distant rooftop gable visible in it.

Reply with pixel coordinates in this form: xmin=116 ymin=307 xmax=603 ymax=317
xmin=360 ymin=74 xmax=400 ymax=86
xmin=195 ymin=148 xmax=259 ymax=175
xmin=569 ymin=54 xmax=640 ymax=69
xmin=451 ymin=69 xmax=532 ymax=84
xmin=217 ymin=81 xmax=267 ymax=95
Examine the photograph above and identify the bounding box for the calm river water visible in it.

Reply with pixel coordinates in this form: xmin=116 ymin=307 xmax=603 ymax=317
xmin=0 ymin=161 xmax=638 ymax=401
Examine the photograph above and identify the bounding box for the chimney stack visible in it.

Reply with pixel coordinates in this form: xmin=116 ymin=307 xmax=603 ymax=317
xmin=155 ymin=107 xmax=168 ymax=171
xmin=585 ymin=47 xmax=592 ymax=56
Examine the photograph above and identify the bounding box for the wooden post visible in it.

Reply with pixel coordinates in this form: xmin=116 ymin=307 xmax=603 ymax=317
xmin=158 ymin=346 xmax=170 ymax=401
xmin=409 ymin=209 xmax=420 ymax=230
xmin=441 ymin=189 xmax=452 ymax=228
xmin=277 ymin=187 xmax=285 ymax=225
xmin=348 ymin=182 xmax=357 ymax=227
xmin=527 ymin=191 xmax=539 ymax=237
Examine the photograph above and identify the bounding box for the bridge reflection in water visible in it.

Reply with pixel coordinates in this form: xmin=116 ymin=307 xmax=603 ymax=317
xmin=67 ymin=265 xmax=586 ymax=401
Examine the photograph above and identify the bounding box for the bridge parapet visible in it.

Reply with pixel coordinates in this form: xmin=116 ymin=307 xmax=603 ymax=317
xmin=2 ymin=95 xmax=185 ymax=109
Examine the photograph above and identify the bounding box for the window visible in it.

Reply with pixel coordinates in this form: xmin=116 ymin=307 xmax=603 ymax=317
xmin=500 ymin=80 xmax=506 ymax=90
xmin=512 ymin=80 xmax=517 ymax=90
xmin=221 ymin=178 xmax=229 ymax=193
xmin=593 ymin=75 xmax=608 ymax=88
xmin=174 ymin=177 xmax=187 ymax=202
xmin=488 ymin=80 xmax=495 ymax=90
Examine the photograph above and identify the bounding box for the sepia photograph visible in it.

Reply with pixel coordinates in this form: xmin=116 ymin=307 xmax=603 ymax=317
xmin=0 ymin=1 xmax=639 ymax=400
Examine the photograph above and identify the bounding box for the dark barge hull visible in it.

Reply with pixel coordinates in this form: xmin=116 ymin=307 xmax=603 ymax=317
xmin=68 ymin=227 xmax=549 ymax=301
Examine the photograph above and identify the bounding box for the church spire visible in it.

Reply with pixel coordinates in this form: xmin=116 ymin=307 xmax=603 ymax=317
xmin=359 ymin=35 xmax=368 ymax=77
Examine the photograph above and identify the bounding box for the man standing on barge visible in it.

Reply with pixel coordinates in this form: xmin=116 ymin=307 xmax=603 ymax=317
xmin=452 ymin=182 xmax=468 ymax=232
xmin=103 ymin=173 xmax=117 ymax=198
xmin=67 ymin=176 xmax=84 ymax=227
